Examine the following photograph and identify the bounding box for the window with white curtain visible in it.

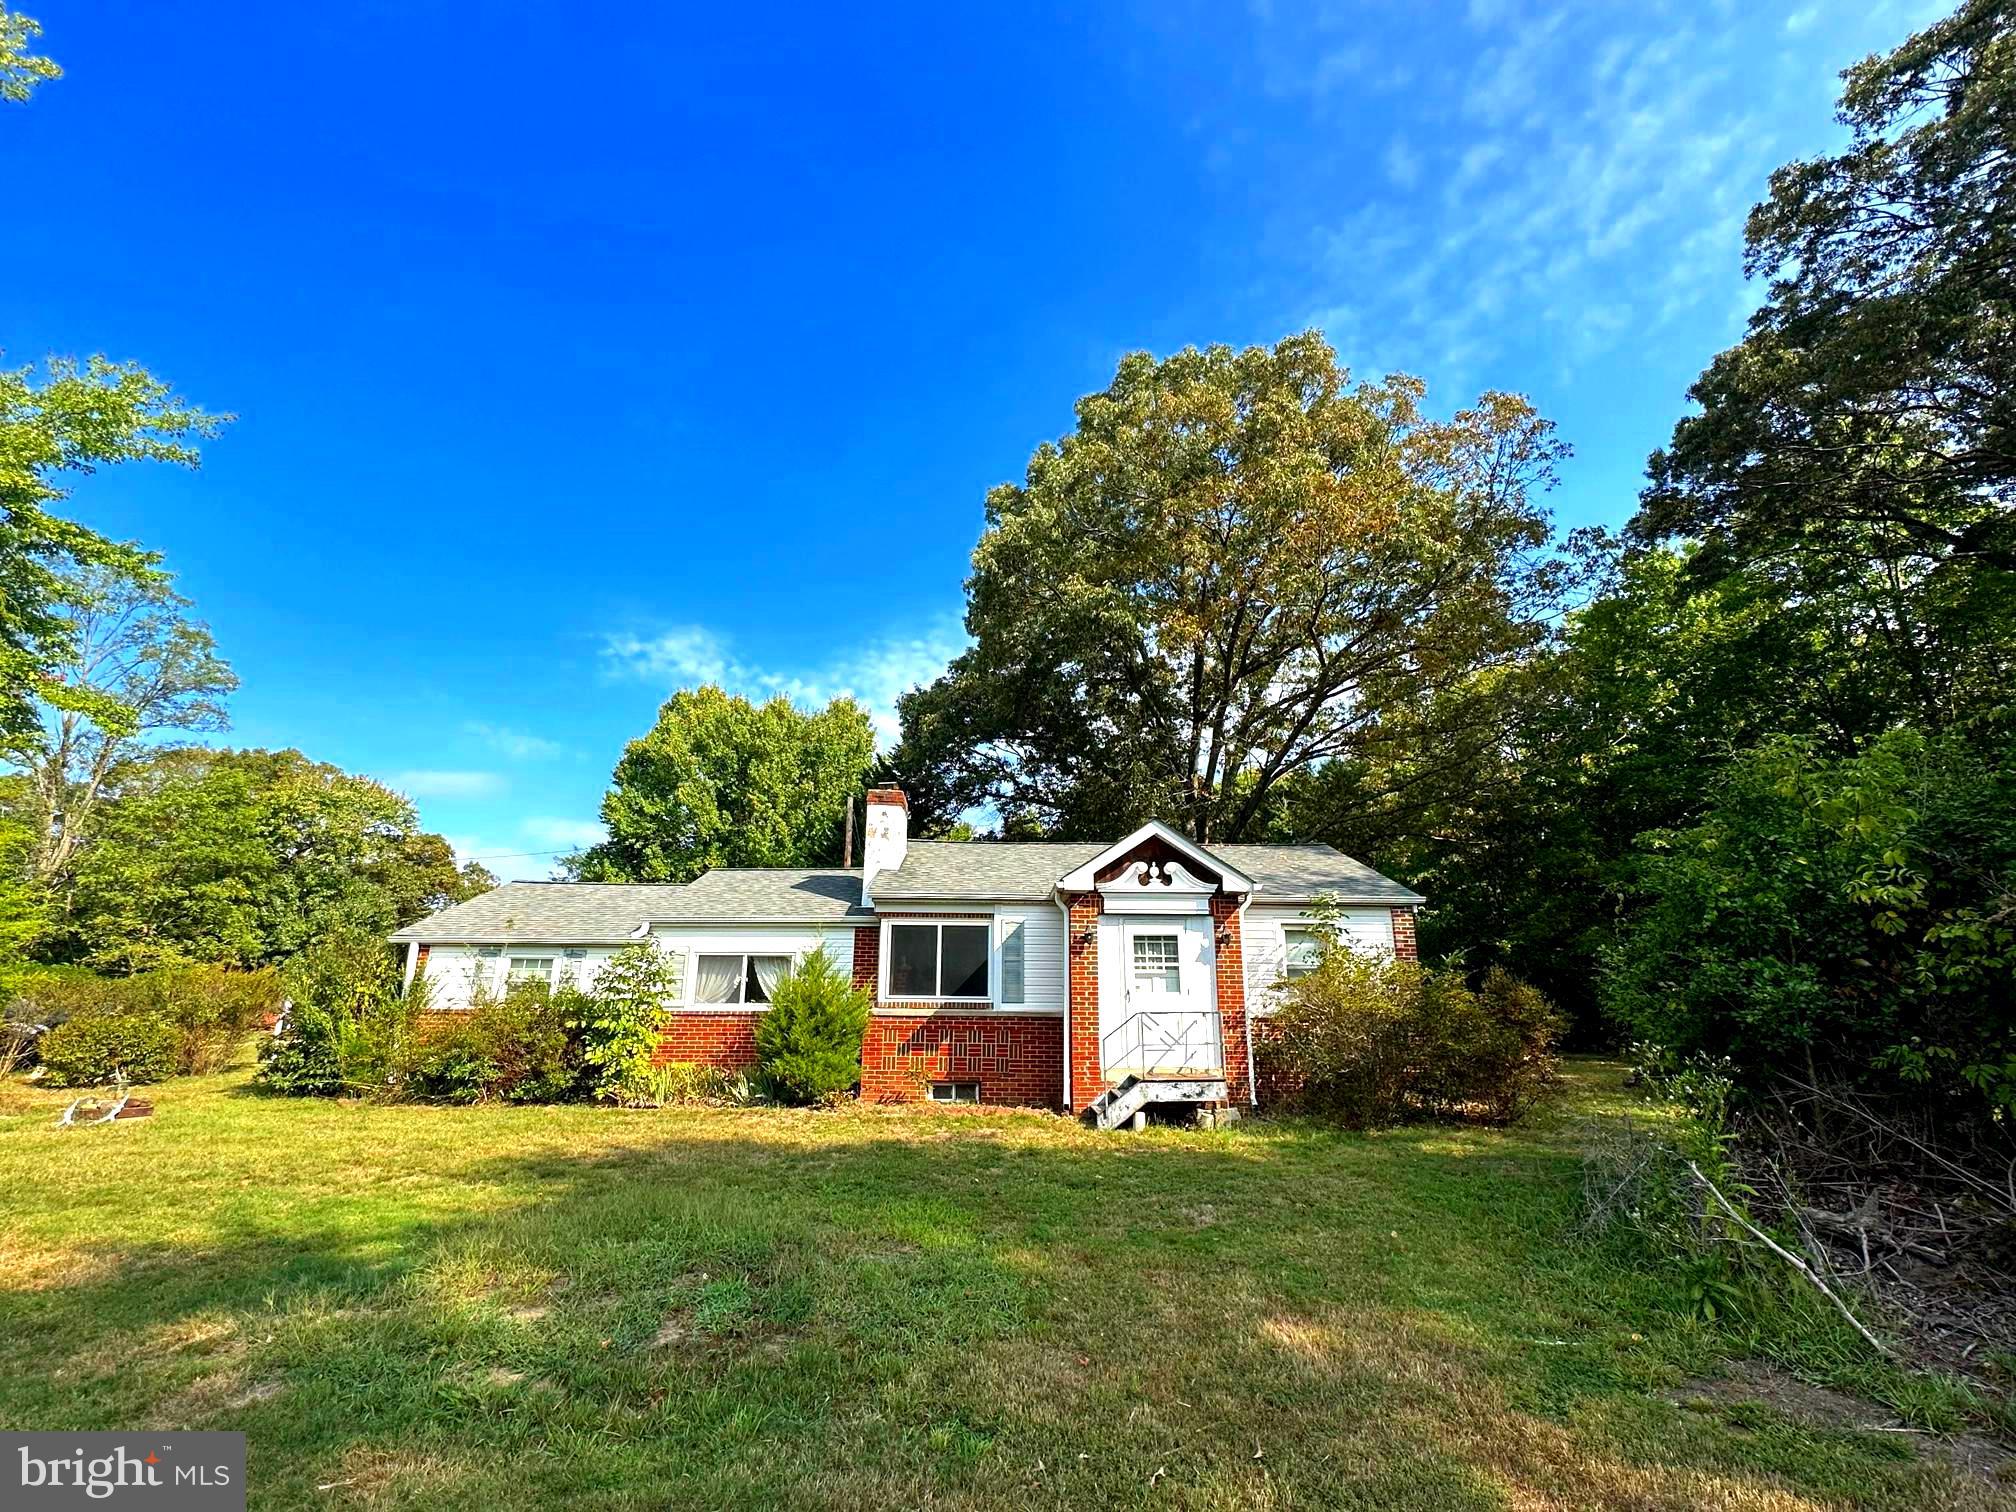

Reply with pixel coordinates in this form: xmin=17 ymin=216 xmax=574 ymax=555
xmin=694 ymin=953 xmax=791 ymax=1004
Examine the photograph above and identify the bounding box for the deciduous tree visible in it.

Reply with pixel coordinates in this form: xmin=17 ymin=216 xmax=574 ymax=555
xmin=570 ymin=686 xmax=874 ymax=883
xmin=6 ymin=565 xmax=236 ymax=884
xmin=889 ymin=331 xmax=1583 ymax=842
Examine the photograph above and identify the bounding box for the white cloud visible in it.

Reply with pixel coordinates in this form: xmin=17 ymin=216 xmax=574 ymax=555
xmin=464 ymin=721 xmax=569 ymax=760
xmin=1250 ymin=2 xmax=1902 ymax=393
xmin=522 ymin=816 xmax=607 ymax=849
xmin=1783 ymin=6 xmax=1820 ymax=35
xmin=600 ymin=619 xmax=966 ymax=748
xmin=390 ymin=769 xmax=506 ymax=799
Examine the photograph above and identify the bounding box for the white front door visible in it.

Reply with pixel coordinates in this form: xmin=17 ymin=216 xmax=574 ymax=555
xmin=1099 ymin=914 xmax=1221 ymax=1077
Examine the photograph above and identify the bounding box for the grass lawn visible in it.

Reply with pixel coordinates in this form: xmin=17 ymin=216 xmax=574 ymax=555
xmin=2 ymin=1057 xmax=2007 ymax=1510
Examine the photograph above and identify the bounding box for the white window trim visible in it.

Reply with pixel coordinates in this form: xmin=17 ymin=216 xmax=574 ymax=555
xmin=880 ymin=918 xmax=992 ymax=1004
xmin=691 ymin=950 xmax=797 ymax=1007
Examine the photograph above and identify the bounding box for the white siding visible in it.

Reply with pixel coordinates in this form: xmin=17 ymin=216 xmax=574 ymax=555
xmin=647 ymin=924 xmax=859 ymax=1008
xmin=417 ymin=943 xmax=629 ymax=1010
xmin=1243 ymin=904 xmax=1396 ymax=1016
xmin=995 ymin=903 xmax=1065 ymax=1013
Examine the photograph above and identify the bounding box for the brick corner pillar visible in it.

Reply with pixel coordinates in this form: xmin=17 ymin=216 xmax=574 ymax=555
xmin=1066 ymin=891 xmax=1103 ymax=1112
xmin=852 ymin=922 xmax=880 ymax=1001
xmin=1390 ymin=906 xmax=1419 ymax=961
xmin=1211 ymin=894 xmax=1253 ymax=1106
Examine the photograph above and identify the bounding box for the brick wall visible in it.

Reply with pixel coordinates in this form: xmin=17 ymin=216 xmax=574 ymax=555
xmin=852 ymin=922 xmax=878 ymax=996
xmin=1390 ymin=906 xmax=1419 ymax=961
xmin=1211 ymin=894 xmax=1253 ymax=1105
xmin=650 ymin=1011 xmax=762 ymax=1068
xmin=1250 ymin=1016 xmax=1298 ymax=1106
xmin=861 ymin=1013 xmax=1062 ymax=1105
xmin=1066 ymin=891 xmax=1103 ymax=1111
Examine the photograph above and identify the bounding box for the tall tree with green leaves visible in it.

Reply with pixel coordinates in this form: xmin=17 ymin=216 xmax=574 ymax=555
xmin=6 ymin=564 xmax=236 ymax=884
xmin=570 ymin=686 xmax=875 ymax=883
xmin=888 ymin=331 xmax=1584 ymax=843
xmin=1 ymin=359 xmax=226 ymax=747
xmin=51 ymin=748 xmax=494 ymax=972
xmin=1636 ymin=0 xmax=2016 ymax=584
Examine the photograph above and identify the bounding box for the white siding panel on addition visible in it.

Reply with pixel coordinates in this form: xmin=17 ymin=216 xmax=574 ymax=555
xmin=1243 ymin=905 xmax=1396 ymax=1016
xmin=995 ymin=903 xmax=1065 ymax=1013
xmin=419 ymin=944 xmax=626 ymax=1010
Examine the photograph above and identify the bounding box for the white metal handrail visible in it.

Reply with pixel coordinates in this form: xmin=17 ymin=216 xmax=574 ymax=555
xmin=1100 ymin=1008 xmax=1224 ymax=1078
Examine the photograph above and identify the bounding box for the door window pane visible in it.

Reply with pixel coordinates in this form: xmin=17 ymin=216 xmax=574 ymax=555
xmin=941 ymin=924 xmax=989 ymax=998
xmin=888 ymin=924 xmax=938 ymax=997
xmin=1132 ymin=935 xmax=1181 ymax=993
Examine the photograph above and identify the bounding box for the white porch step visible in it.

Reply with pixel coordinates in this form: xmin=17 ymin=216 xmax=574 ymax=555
xmin=1088 ymin=1074 xmax=1230 ymax=1131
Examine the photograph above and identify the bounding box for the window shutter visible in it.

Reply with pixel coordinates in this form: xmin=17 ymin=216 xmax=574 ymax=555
xmin=1000 ymin=919 xmax=1025 ymax=1005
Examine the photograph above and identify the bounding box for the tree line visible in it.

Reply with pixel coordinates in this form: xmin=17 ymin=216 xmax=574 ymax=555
xmin=7 ymin=1 xmax=2010 ymax=1122
xmin=580 ymin=1 xmax=2015 ymax=1122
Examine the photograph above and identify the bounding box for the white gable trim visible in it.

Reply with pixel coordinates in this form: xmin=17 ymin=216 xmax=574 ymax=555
xmin=1054 ymin=820 xmax=1256 ymax=895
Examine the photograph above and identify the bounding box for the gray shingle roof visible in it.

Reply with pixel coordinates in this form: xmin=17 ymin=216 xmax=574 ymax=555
xmin=869 ymin=841 xmax=1106 ymax=901
xmin=388 ymin=882 xmax=682 ymax=943
xmin=1211 ymin=844 xmax=1424 ymax=904
xmin=393 ymin=842 xmax=1419 ymax=942
xmin=643 ymin=868 xmax=872 ymax=923
xmin=870 ymin=839 xmax=1422 ymax=905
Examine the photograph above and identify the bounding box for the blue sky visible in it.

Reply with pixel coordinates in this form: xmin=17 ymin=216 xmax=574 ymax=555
xmin=8 ymin=0 xmax=1937 ymax=877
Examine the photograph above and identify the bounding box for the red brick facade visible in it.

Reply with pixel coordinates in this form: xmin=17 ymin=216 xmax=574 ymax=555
xmin=1211 ymin=894 xmax=1253 ymax=1105
xmin=860 ymin=1013 xmax=1063 ymax=1104
xmin=1065 ymin=891 xmax=1104 ymax=1111
xmin=650 ymin=1011 xmax=762 ymax=1068
xmin=1390 ymin=906 xmax=1418 ymax=961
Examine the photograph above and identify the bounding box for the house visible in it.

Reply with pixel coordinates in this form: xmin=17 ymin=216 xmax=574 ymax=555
xmin=390 ymin=786 xmax=1423 ymax=1125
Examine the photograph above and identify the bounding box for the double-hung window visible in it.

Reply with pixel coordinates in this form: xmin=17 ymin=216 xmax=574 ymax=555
xmin=887 ymin=921 xmax=990 ymax=1001
xmin=506 ymin=955 xmax=555 ymax=989
xmin=1283 ymin=928 xmax=1323 ymax=980
xmin=694 ymin=953 xmax=792 ymax=1004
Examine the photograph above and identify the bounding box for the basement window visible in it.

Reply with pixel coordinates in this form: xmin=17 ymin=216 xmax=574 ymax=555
xmin=928 ymin=1081 xmax=981 ymax=1104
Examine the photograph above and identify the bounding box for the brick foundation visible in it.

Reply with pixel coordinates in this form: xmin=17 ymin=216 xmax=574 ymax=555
xmin=861 ymin=1013 xmax=1062 ymax=1106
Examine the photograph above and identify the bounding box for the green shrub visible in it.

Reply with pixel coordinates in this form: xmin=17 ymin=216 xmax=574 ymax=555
xmin=257 ymin=933 xmax=418 ymax=1097
xmin=39 ymin=1013 xmax=177 ymax=1086
xmin=753 ymin=947 xmax=868 ymax=1105
xmin=129 ymin=964 xmax=282 ymax=1076
xmin=1258 ymin=953 xmax=1562 ymax=1127
xmin=11 ymin=963 xmax=281 ymax=1078
xmin=563 ymin=942 xmax=678 ymax=1101
xmin=1601 ymin=732 xmax=2016 ymax=1117
xmin=407 ymin=983 xmax=579 ymax=1103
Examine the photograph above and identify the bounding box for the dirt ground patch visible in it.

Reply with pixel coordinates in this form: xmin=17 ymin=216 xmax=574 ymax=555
xmin=1674 ymin=1359 xmax=2016 ymax=1489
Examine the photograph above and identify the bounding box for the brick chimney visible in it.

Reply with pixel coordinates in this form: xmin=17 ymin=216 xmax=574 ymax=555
xmin=860 ymin=785 xmax=909 ymax=905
